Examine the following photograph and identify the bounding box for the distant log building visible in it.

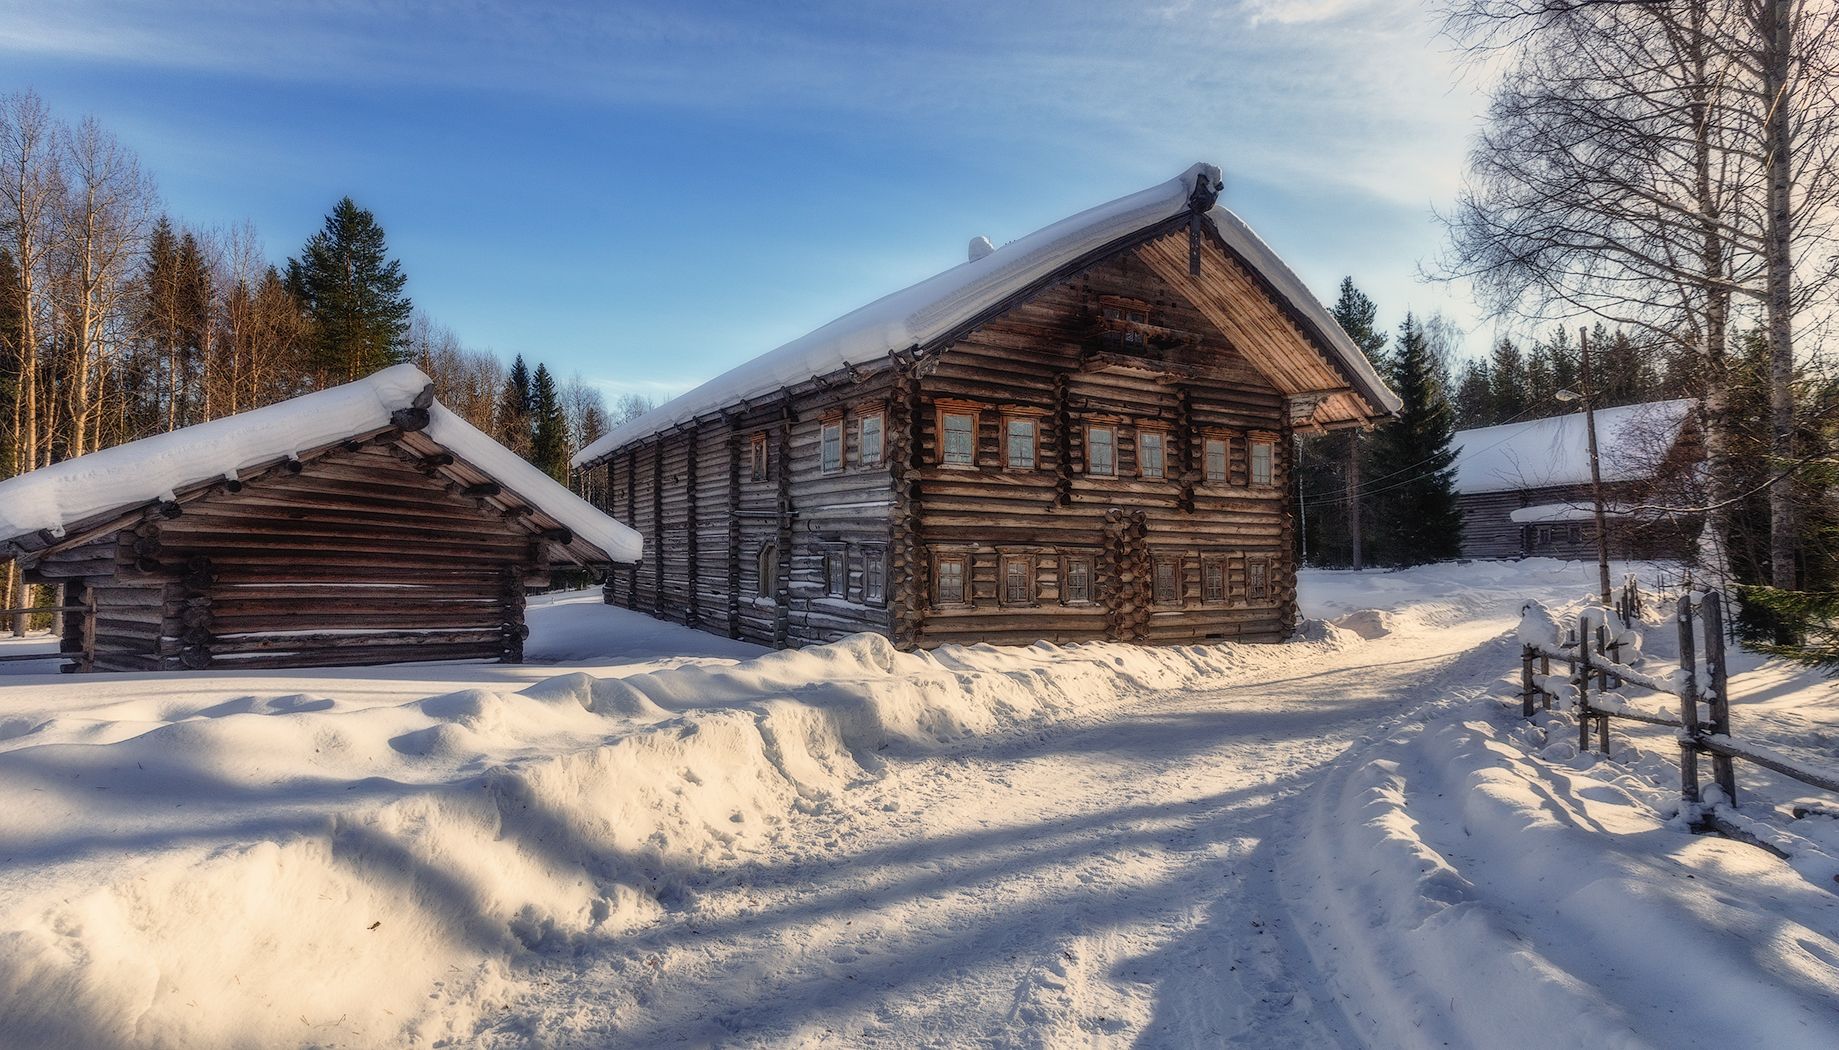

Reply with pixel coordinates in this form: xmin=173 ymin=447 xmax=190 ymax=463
xmin=0 ymin=366 xmax=639 ymax=672
xmin=1450 ymin=399 xmax=1702 ymax=561
xmin=573 ymin=164 xmax=1399 ymax=649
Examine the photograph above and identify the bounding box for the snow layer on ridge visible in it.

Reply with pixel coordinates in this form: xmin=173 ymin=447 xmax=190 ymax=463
xmin=574 ymin=162 xmax=1400 ymax=467
xmin=1451 ymin=398 xmax=1695 ymax=495
xmin=0 ymin=364 xmax=641 ymax=562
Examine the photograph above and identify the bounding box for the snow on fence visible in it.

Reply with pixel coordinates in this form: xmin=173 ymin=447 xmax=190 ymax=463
xmin=1517 ymin=584 xmax=1839 ymax=862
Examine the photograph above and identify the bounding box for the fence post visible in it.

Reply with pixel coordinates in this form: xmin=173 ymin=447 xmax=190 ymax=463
xmin=1571 ymin=620 xmax=1591 ymax=752
xmin=1522 ymin=645 xmax=1537 ymax=719
xmin=1677 ymin=596 xmax=1701 ymax=807
xmin=1701 ymin=591 xmax=1736 ymax=804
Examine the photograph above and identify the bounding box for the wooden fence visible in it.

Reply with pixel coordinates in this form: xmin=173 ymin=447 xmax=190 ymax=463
xmin=1519 ymin=586 xmax=1839 ymax=856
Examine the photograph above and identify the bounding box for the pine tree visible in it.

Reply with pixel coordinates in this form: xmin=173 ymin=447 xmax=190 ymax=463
xmin=1487 ymin=338 xmax=1527 ymax=421
xmin=529 ymin=363 xmax=568 ymax=481
xmin=495 ymin=354 xmax=533 ymax=457
xmin=1366 ymin=314 xmax=1464 ymax=566
xmin=1453 ymin=358 xmax=1493 ymax=428
xmin=285 ymin=198 xmax=411 ymax=385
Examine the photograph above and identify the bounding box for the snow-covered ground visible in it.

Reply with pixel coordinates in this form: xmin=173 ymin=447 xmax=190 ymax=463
xmin=0 ymin=562 xmax=1832 ymax=1048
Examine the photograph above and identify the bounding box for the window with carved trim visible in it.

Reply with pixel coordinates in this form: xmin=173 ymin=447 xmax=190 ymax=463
xmin=1062 ymin=555 xmax=1094 ymax=605
xmin=858 ymin=411 xmax=884 ymax=468
xmin=821 ymin=419 xmax=844 ymax=474
xmin=1248 ymin=558 xmax=1271 ymax=602
xmin=1005 ymin=416 xmax=1038 ymax=470
xmin=1153 ymin=557 xmax=1179 ymax=604
xmin=933 ymin=552 xmax=970 ymax=606
xmin=1087 ymin=425 xmax=1116 ymax=476
xmin=1138 ymin=430 xmax=1167 ymax=479
xmin=1204 ymin=437 xmax=1228 ymax=483
xmin=861 ymin=546 xmax=887 ymax=606
xmin=941 ymin=410 xmax=976 ymax=466
xmin=1202 ymin=559 xmax=1226 ymax=603
xmin=823 ymin=546 xmax=846 ymax=596
xmin=1000 ymin=554 xmax=1036 ymax=606
xmin=1250 ymin=438 xmax=1273 ymax=486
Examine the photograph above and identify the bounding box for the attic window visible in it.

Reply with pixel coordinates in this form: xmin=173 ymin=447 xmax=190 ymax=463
xmin=821 ymin=419 xmax=843 ymax=474
xmin=1099 ymin=296 xmax=1153 ymax=347
xmin=749 ymin=433 xmax=769 ymax=481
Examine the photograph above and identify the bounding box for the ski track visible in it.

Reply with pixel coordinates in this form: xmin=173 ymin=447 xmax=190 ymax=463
xmin=479 ymin=617 xmax=1518 ymax=1048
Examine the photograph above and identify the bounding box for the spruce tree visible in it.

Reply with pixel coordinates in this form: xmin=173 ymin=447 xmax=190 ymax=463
xmin=1299 ymin=278 xmax=1390 ymax=567
xmin=529 ymin=363 xmax=569 ymax=480
xmin=1488 ymin=338 xmax=1528 ymax=421
xmin=1366 ymin=314 xmax=1464 ymax=566
xmin=495 ymin=355 xmax=533 ymax=457
xmin=285 ymin=198 xmax=412 ymax=385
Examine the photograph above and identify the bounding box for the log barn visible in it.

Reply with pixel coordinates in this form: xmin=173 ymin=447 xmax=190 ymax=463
xmin=1451 ymin=398 xmax=1702 ymax=561
xmin=0 ymin=365 xmax=640 ymax=672
xmin=573 ymin=163 xmax=1400 ymax=649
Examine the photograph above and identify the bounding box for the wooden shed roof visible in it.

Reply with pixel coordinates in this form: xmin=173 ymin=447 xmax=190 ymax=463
xmin=575 ymin=162 xmax=1400 ymax=467
xmin=0 ymin=366 xmax=642 ymax=566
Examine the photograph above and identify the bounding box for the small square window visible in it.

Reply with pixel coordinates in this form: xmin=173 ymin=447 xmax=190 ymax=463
xmin=1203 ymin=560 xmax=1225 ymax=603
xmin=821 ymin=420 xmax=844 ymax=474
xmin=1005 ymin=417 xmax=1037 ymax=470
xmin=824 ymin=547 xmax=846 ymax=597
xmin=749 ymin=433 xmax=769 ymax=482
xmin=1138 ymin=430 xmax=1166 ymax=479
xmin=1001 ymin=555 xmax=1036 ymax=606
xmin=942 ymin=410 xmax=976 ymax=466
xmin=1153 ymin=558 xmax=1179 ymax=604
xmin=1087 ymin=425 xmax=1116 ymax=476
xmin=1062 ymin=556 xmax=1094 ymax=605
xmin=934 ymin=554 xmax=969 ymax=606
xmin=1249 ymin=559 xmax=1271 ymax=602
xmin=1250 ymin=439 xmax=1273 ymax=486
xmin=1567 ymin=523 xmax=1582 ymax=544
xmin=862 ymin=547 xmax=887 ymax=606
xmin=858 ymin=412 xmax=884 ymax=468
xmin=1204 ymin=437 xmax=1228 ymax=483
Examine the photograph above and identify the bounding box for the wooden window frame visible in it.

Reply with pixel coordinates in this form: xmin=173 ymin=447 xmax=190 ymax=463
xmin=860 ymin=545 xmax=888 ymax=607
xmin=1136 ymin=426 xmax=1169 ymax=480
xmin=756 ymin=542 xmax=779 ymax=600
xmin=820 ymin=417 xmax=845 ymax=475
xmin=936 ymin=402 xmax=979 ymax=469
xmin=1060 ymin=554 xmax=1096 ymax=606
xmin=822 ymin=544 xmax=847 ymax=597
xmin=1002 ymin=413 xmax=1041 ymax=472
xmin=857 ymin=409 xmax=885 ymax=469
xmin=1201 ymin=557 xmax=1227 ymax=604
xmin=1249 ymin=433 xmax=1275 ymax=487
xmin=999 ymin=553 xmax=1038 ymax=607
xmin=1152 ymin=555 xmax=1181 ymax=605
xmin=1086 ymin=423 xmax=1118 ymax=477
xmin=1202 ymin=433 xmax=1229 ymax=485
xmin=931 ymin=551 xmax=972 ymax=608
xmin=749 ymin=432 xmax=770 ymax=482
xmin=1248 ymin=556 xmax=1272 ymax=603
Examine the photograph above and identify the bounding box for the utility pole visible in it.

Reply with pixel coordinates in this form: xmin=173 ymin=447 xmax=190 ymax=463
xmin=1575 ymin=329 xmax=1612 ymax=605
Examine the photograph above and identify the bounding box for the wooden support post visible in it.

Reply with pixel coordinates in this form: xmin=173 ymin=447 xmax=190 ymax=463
xmin=625 ymin=449 xmax=638 ymax=609
xmin=1570 ymin=623 xmax=1590 ymax=752
xmin=1677 ymin=596 xmax=1702 ymax=806
xmin=652 ymin=440 xmax=665 ymax=618
xmin=1540 ymin=652 xmax=1552 ymax=709
xmin=725 ymin=423 xmax=742 ymax=639
xmin=1053 ymin=372 xmax=1075 ymax=508
xmin=773 ymin=414 xmax=793 ymax=647
xmin=1702 ymin=591 xmax=1737 ymax=804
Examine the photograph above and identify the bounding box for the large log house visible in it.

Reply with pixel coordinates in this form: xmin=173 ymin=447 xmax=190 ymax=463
xmin=574 ymin=163 xmax=1400 ymax=649
xmin=0 ymin=366 xmax=640 ymax=672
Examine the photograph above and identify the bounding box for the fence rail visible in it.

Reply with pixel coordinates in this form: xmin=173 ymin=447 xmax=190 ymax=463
xmin=1517 ymin=584 xmax=1838 ymax=858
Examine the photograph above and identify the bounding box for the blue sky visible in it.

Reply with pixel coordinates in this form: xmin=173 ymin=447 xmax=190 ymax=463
xmin=2 ymin=0 xmax=1495 ymax=401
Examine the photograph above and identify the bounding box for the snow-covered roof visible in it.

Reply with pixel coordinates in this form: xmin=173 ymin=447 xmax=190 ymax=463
xmin=1508 ymin=502 xmax=1638 ymax=524
xmin=0 ymin=365 xmax=642 ymax=563
xmin=574 ymin=162 xmax=1400 ymax=467
xmin=1451 ymin=398 xmax=1696 ymax=496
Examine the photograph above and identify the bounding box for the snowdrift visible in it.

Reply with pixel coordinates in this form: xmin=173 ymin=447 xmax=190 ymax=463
xmin=1288 ymin=605 xmax=1839 ymax=1050
xmin=0 ymin=632 xmax=1341 ymax=1049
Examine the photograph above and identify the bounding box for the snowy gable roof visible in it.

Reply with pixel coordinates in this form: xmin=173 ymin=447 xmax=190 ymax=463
xmin=1451 ymin=398 xmax=1696 ymax=495
xmin=0 ymin=365 xmax=641 ymax=563
xmin=573 ymin=162 xmax=1400 ymax=467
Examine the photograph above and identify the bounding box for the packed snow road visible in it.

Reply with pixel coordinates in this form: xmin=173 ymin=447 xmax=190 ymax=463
xmin=481 ymin=589 xmax=1518 ymax=1047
